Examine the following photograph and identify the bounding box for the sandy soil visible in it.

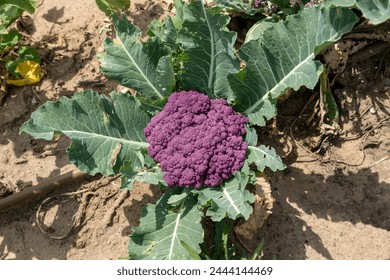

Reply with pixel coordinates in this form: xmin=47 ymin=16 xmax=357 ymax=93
xmin=0 ymin=0 xmax=389 ymax=260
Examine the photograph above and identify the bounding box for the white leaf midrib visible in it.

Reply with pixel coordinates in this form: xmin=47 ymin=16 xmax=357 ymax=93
xmin=117 ymin=36 xmax=163 ymax=99
xmin=243 ymin=11 xmax=351 ymax=115
xmin=244 ymin=53 xmax=315 ymax=114
xmin=167 ymin=202 xmax=184 ymax=260
xmin=201 ymin=0 xmax=215 ymax=90
xmin=223 ymin=188 xmax=240 ymax=215
xmin=63 ymin=130 xmax=149 ymax=148
xmin=248 ymin=145 xmax=278 ymax=161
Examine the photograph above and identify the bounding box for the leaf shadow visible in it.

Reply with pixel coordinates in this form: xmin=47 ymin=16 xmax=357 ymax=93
xmin=121 ymin=183 xmax=162 ymax=239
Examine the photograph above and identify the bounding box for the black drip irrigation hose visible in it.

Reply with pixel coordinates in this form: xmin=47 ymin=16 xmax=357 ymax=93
xmin=0 ymin=170 xmax=87 ymax=211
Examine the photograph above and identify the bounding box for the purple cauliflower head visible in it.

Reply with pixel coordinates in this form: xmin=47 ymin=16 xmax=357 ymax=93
xmin=144 ymin=90 xmax=248 ymax=188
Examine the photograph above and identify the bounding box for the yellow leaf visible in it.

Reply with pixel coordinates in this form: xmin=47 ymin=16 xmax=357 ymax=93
xmin=6 ymin=60 xmax=44 ymax=86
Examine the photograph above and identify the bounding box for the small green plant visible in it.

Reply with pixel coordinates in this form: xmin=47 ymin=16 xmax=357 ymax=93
xmin=20 ymin=0 xmax=390 ymax=259
xmin=0 ymin=0 xmax=43 ymax=86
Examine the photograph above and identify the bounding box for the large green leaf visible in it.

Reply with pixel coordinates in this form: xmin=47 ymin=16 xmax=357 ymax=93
xmin=100 ymin=14 xmax=174 ymax=99
xmin=177 ymin=0 xmax=239 ymax=100
xmin=20 ymin=90 xmax=151 ymax=176
xmin=356 ymin=0 xmax=390 ymax=24
xmin=0 ymin=0 xmax=36 ymax=14
xmin=197 ymin=175 xmax=255 ymax=221
xmin=324 ymin=0 xmax=390 ymax=24
xmin=129 ymin=189 xmax=203 ymax=260
xmin=229 ymin=6 xmax=358 ymax=125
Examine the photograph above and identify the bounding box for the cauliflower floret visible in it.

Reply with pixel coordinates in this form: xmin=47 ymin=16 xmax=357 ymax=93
xmin=144 ymin=90 xmax=248 ymax=188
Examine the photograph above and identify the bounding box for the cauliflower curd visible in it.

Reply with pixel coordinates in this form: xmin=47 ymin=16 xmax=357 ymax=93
xmin=144 ymin=90 xmax=248 ymax=188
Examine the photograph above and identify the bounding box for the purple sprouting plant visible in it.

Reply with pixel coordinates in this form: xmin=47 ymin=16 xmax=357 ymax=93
xmin=144 ymin=90 xmax=248 ymax=188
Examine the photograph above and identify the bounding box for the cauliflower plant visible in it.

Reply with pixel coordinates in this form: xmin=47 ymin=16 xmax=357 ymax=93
xmin=144 ymin=90 xmax=248 ymax=188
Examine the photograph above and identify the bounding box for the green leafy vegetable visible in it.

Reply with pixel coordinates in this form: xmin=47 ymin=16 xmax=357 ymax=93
xmin=129 ymin=189 xmax=203 ymax=260
xmin=0 ymin=5 xmax=23 ymax=30
xmin=247 ymin=145 xmax=286 ymax=172
xmin=0 ymin=0 xmax=40 ymax=83
xmin=148 ymin=17 xmax=179 ymax=48
xmin=20 ymin=90 xmax=151 ymax=176
xmin=167 ymin=189 xmax=191 ymax=207
xmin=229 ymin=6 xmax=359 ymax=125
xmin=20 ymin=0 xmax=383 ymax=261
xmin=177 ymin=0 xmax=240 ymax=100
xmin=100 ymin=14 xmax=175 ymax=99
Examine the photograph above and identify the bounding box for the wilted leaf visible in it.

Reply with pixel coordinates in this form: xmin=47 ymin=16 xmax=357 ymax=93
xmin=320 ymin=66 xmax=339 ymax=126
xmin=6 ymin=46 xmax=41 ymax=77
xmin=6 ymin=60 xmax=43 ymax=86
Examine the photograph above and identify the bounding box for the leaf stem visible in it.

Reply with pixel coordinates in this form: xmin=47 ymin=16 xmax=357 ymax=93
xmin=201 ymin=0 xmax=215 ymax=91
xmin=61 ymin=130 xmax=149 ymax=148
